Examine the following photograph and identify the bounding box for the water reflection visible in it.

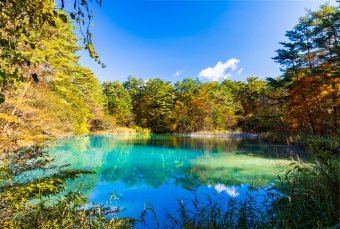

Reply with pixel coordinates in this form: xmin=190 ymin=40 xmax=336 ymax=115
xmin=48 ymin=135 xmax=297 ymax=225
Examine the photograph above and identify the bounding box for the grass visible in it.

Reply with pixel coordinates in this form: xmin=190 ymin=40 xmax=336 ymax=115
xmin=164 ymin=192 xmax=281 ymax=228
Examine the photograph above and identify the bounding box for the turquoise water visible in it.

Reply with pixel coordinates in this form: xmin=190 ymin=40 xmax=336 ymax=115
xmin=48 ymin=134 xmax=296 ymax=226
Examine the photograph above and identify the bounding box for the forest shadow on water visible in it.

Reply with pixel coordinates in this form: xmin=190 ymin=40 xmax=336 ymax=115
xmin=47 ymin=134 xmax=300 ymax=227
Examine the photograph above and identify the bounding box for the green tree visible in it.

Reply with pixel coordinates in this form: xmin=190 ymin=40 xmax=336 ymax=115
xmin=242 ymin=77 xmax=267 ymax=115
xmin=136 ymin=78 xmax=176 ymax=133
xmin=102 ymin=81 xmax=133 ymax=126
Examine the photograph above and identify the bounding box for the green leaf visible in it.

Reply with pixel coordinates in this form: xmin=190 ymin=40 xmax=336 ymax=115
xmin=59 ymin=14 xmax=68 ymax=23
xmin=70 ymin=13 xmax=76 ymax=19
xmin=0 ymin=93 xmax=4 ymax=104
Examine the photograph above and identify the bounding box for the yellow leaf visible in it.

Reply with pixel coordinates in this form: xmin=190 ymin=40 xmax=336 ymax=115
xmin=0 ymin=113 xmax=18 ymax=123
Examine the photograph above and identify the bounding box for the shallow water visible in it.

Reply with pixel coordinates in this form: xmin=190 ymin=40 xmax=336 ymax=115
xmin=48 ymin=134 xmax=298 ymax=226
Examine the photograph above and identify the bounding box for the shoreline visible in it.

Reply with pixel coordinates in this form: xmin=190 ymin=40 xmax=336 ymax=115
xmin=47 ymin=130 xmax=262 ymax=143
xmin=187 ymin=132 xmax=258 ymax=139
xmin=3 ymin=129 xmax=291 ymax=150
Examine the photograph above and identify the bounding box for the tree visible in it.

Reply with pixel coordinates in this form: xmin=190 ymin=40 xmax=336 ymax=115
xmin=271 ymin=4 xmax=339 ymax=135
xmin=242 ymin=77 xmax=267 ymax=115
xmin=135 ymin=78 xmax=176 ymax=133
xmin=0 ymin=0 xmax=102 ymax=104
xmin=102 ymin=81 xmax=133 ymax=126
xmin=211 ymin=82 xmax=238 ymax=130
xmin=174 ymin=80 xmax=238 ymax=132
xmin=0 ymin=13 xmax=104 ymax=147
xmin=174 ymin=78 xmax=200 ymax=132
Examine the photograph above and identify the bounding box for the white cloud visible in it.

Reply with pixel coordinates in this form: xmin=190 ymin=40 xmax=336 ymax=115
xmin=225 ymin=186 xmax=240 ymax=197
xmin=198 ymin=58 xmax=240 ymax=82
xmin=173 ymin=71 xmax=182 ymax=77
xmin=214 ymin=184 xmax=240 ymax=197
xmin=214 ymin=184 xmax=227 ymax=193
xmin=237 ymin=67 xmax=244 ymax=74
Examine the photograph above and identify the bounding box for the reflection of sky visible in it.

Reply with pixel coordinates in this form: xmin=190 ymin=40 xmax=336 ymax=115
xmin=88 ymin=180 xmax=279 ymax=227
xmin=48 ymin=135 xmax=294 ymax=226
xmin=214 ymin=184 xmax=239 ymax=197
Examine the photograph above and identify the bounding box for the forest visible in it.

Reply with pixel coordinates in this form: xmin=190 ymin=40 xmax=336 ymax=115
xmin=0 ymin=0 xmax=339 ymax=228
xmin=0 ymin=2 xmax=339 ymax=147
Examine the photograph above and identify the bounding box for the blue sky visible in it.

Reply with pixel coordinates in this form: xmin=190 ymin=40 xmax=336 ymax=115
xmin=76 ymin=0 xmax=337 ymax=83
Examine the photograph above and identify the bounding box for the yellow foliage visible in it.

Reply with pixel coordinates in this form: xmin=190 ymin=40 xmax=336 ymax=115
xmin=0 ymin=113 xmax=18 ymax=123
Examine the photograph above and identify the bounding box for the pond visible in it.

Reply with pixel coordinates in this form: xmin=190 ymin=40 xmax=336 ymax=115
xmin=48 ymin=134 xmax=298 ymax=227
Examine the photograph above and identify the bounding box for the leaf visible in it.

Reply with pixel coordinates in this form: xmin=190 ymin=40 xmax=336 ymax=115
xmin=59 ymin=14 xmax=68 ymax=23
xmin=0 ymin=113 xmax=18 ymax=123
xmin=0 ymin=93 xmax=4 ymax=104
xmin=70 ymin=13 xmax=76 ymax=19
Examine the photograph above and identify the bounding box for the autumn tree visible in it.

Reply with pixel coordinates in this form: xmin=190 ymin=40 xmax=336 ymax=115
xmin=271 ymin=4 xmax=339 ymax=135
xmin=0 ymin=13 xmax=103 ymax=147
xmin=174 ymin=78 xmax=200 ymax=132
xmin=0 ymin=0 xmax=102 ymax=94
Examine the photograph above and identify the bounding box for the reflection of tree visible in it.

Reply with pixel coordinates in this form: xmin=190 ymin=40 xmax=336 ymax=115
xmin=130 ymin=135 xmax=241 ymax=153
xmin=63 ymin=172 xmax=101 ymax=197
xmin=98 ymin=137 xmax=292 ymax=188
xmin=100 ymin=145 xmax=199 ymax=188
xmin=48 ymin=136 xmax=115 ymax=195
xmin=191 ymin=154 xmax=290 ymax=187
xmin=48 ymin=135 xmax=293 ymax=195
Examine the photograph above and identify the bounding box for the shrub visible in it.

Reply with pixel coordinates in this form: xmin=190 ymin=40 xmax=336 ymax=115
xmin=0 ymin=146 xmax=135 ymax=228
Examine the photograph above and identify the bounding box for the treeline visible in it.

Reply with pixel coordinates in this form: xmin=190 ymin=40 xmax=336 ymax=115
xmin=100 ymin=77 xmax=282 ymax=134
xmin=101 ymin=4 xmax=339 ymax=137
